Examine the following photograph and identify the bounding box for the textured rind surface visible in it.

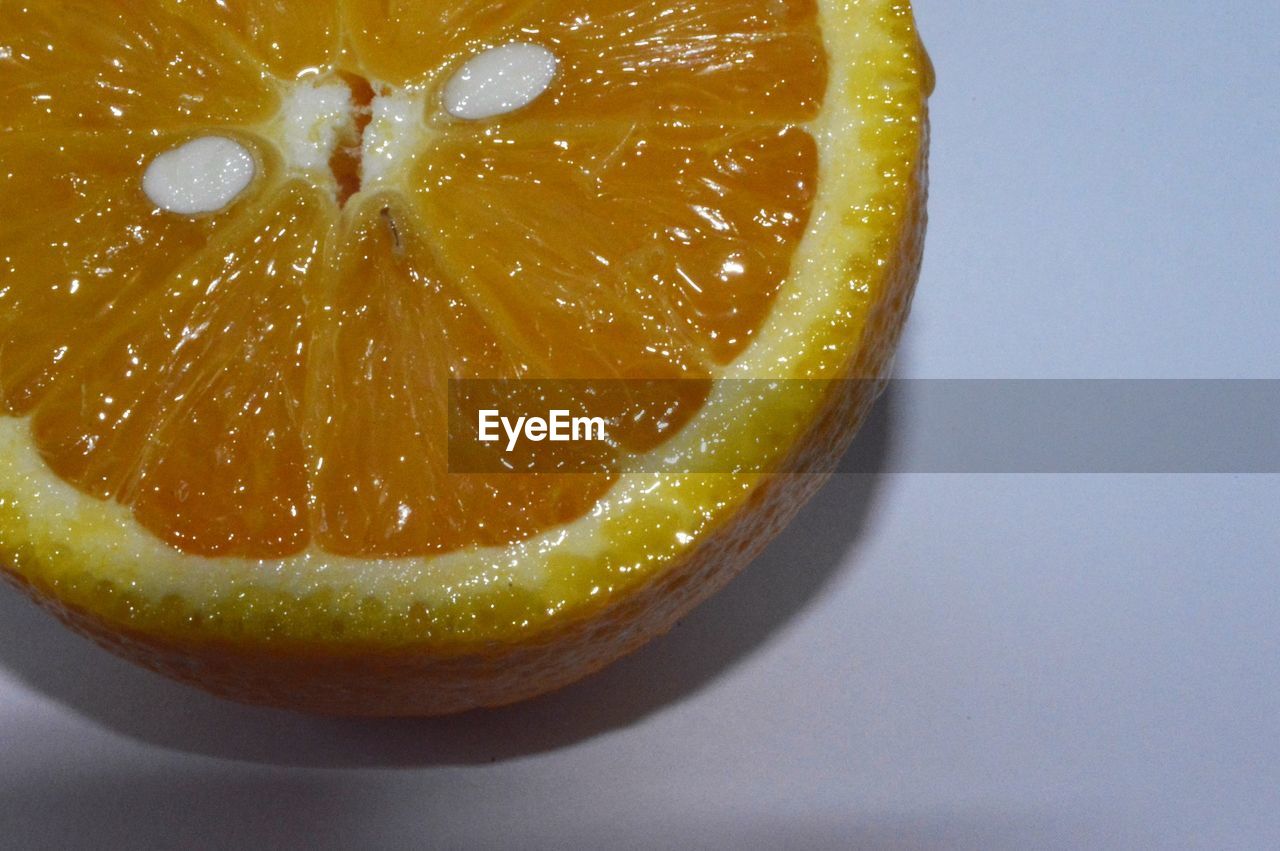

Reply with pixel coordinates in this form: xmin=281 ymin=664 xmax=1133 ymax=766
xmin=0 ymin=1 xmax=931 ymax=715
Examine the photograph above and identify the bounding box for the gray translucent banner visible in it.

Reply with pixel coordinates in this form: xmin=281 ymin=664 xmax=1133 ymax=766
xmin=840 ymin=380 xmax=1280 ymax=473
xmin=447 ymin=380 xmax=1280 ymax=474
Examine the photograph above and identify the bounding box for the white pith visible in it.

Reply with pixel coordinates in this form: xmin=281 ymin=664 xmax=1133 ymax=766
xmin=265 ymin=44 xmax=556 ymax=202
xmin=277 ymin=80 xmax=357 ymax=174
xmin=360 ymin=89 xmax=427 ymax=188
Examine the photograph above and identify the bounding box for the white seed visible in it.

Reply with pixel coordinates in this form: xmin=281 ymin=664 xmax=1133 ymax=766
xmin=443 ymin=43 xmax=559 ymax=120
xmin=143 ymin=136 xmax=255 ymax=216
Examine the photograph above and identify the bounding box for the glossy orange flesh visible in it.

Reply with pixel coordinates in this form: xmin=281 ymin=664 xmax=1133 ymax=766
xmin=0 ymin=0 xmax=825 ymax=557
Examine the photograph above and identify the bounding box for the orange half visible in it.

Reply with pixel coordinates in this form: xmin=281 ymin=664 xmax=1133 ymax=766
xmin=0 ymin=0 xmax=932 ymax=714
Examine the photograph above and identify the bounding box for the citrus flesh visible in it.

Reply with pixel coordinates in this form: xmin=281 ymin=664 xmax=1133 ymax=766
xmin=0 ymin=0 xmax=931 ymax=714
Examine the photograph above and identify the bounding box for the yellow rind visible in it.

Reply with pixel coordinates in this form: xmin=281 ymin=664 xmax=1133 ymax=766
xmin=0 ymin=0 xmax=931 ymax=713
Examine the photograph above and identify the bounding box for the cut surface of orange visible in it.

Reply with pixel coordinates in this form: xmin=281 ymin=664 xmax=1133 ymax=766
xmin=0 ymin=0 xmax=931 ymax=714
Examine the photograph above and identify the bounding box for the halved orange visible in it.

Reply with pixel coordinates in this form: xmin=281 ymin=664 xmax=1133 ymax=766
xmin=0 ymin=0 xmax=931 ymax=714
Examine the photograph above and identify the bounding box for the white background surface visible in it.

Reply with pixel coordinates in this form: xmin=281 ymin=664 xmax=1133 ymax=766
xmin=2 ymin=2 xmax=1278 ymax=848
